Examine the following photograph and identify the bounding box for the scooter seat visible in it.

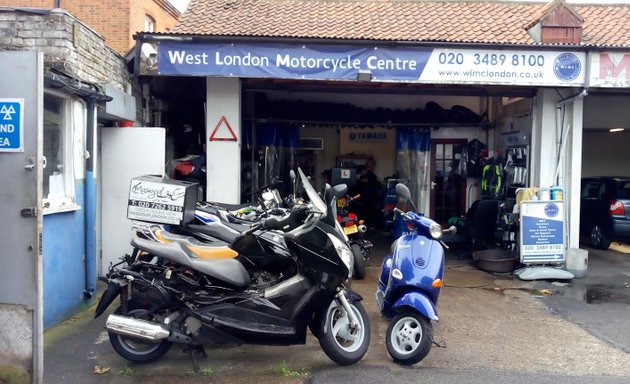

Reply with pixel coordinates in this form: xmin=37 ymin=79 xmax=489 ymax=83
xmin=154 ymin=229 xmax=238 ymax=260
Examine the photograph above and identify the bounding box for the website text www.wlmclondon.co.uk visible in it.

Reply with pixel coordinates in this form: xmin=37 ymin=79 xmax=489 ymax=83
xmin=437 ymin=68 xmax=545 ymax=79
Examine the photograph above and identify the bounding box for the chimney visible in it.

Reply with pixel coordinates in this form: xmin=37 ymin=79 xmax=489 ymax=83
xmin=526 ymin=0 xmax=583 ymax=44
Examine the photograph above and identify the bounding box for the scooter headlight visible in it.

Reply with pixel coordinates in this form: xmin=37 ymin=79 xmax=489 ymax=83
xmin=327 ymin=233 xmax=353 ymax=279
xmin=429 ymin=223 xmax=443 ymax=239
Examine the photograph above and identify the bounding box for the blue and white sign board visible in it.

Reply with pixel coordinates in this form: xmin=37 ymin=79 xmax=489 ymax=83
xmin=519 ymin=200 xmax=565 ymax=264
xmin=0 ymin=98 xmax=24 ymax=152
xmin=153 ymin=41 xmax=586 ymax=87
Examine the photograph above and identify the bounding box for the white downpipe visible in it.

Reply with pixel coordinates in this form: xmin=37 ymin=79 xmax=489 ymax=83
xmin=553 ymin=123 xmax=571 ymax=186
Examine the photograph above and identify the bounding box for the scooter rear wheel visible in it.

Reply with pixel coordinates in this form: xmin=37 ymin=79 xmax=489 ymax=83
xmin=386 ymin=310 xmax=432 ymax=365
xmin=108 ymin=300 xmax=172 ymax=363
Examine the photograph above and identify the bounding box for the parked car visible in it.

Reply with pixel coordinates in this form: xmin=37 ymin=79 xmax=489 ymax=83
xmin=580 ymin=176 xmax=630 ymax=249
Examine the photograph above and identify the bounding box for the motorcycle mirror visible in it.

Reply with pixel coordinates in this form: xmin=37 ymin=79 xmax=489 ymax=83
xmin=290 ymin=169 xmax=297 ymax=196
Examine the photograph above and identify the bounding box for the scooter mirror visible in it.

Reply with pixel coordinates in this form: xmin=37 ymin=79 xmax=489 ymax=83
xmin=444 ymin=225 xmax=458 ymax=235
xmin=395 ymin=183 xmax=412 ymax=201
xmin=395 ymin=183 xmax=417 ymax=212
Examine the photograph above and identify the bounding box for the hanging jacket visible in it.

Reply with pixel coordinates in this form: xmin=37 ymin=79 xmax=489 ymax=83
xmin=481 ymin=164 xmax=502 ymax=198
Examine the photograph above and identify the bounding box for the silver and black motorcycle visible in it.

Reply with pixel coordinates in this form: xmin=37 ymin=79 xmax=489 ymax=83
xmin=94 ymin=168 xmax=370 ymax=367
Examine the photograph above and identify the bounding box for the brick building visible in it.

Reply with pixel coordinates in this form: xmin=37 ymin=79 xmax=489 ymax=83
xmin=0 ymin=0 xmax=180 ymax=54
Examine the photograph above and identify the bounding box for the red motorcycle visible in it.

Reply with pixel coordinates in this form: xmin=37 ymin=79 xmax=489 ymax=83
xmin=337 ymin=194 xmax=373 ymax=279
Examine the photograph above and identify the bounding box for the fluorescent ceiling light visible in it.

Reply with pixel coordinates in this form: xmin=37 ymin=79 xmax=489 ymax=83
xmin=609 ymin=128 xmax=625 ymax=133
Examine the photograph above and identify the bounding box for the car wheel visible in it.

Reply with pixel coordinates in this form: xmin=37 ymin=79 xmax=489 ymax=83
xmin=590 ymin=224 xmax=611 ymax=250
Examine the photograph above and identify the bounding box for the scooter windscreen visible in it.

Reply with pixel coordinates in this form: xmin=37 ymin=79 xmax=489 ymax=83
xmin=298 ymin=167 xmax=327 ymax=214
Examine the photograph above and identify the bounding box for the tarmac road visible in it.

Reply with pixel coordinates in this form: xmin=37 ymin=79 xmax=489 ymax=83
xmin=43 ymin=234 xmax=630 ymax=384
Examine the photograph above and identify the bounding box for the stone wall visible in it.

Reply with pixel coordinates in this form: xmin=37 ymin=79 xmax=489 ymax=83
xmin=0 ymin=8 xmax=132 ymax=93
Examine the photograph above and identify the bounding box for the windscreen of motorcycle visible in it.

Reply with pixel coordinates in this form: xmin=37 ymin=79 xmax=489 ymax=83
xmin=298 ymin=168 xmax=326 ymax=214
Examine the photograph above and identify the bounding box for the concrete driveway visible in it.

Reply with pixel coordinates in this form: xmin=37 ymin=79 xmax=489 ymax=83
xmin=43 ymin=234 xmax=630 ymax=383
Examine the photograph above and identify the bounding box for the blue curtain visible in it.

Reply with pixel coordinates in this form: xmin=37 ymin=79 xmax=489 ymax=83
xmin=242 ymin=123 xmax=299 ymax=199
xmin=396 ymin=128 xmax=431 ymax=213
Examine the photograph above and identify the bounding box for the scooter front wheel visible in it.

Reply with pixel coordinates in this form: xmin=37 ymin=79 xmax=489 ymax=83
xmin=386 ymin=310 xmax=432 ymax=365
xmin=318 ymin=299 xmax=370 ymax=365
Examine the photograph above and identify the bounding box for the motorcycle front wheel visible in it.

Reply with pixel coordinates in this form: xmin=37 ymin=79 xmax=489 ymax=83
xmin=318 ymin=299 xmax=370 ymax=365
xmin=351 ymin=243 xmax=366 ymax=280
xmin=108 ymin=300 xmax=172 ymax=363
xmin=386 ymin=310 xmax=432 ymax=365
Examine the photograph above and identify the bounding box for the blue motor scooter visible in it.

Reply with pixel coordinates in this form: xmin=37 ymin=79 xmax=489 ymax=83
xmin=376 ymin=183 xmax=455 ymax=365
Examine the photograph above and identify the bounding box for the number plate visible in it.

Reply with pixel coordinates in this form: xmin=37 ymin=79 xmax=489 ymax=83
xmin=343 ymin=225 xmax=358 ymax=235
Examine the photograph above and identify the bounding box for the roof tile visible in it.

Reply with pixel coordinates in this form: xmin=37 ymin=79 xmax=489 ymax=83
xmin=171 ymin=0 xmax=630 ymax=47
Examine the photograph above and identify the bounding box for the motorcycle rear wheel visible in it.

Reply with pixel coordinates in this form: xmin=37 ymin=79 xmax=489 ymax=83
xmin=351 ymin=243 xmax=366 ymax=280
xmin=386 ymin=310 xmax=432 ymax=365
xmin=108 ymin=300 xmax=172 ymax=363
xmin=318 ymin=299 xmax=370 ymax=365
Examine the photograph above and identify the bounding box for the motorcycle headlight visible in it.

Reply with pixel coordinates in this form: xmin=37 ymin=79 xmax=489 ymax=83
xmin=429 ymin=223 xmax=443 ymax=239
xmin=327 ymin=233 xmax=353 ymax=279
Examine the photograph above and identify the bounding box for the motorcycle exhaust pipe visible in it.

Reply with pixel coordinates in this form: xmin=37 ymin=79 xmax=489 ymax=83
xmin=105 ymin=314 xmax=170 ymax=341
xmin=358 ymin=224 xmax=367 ymax=233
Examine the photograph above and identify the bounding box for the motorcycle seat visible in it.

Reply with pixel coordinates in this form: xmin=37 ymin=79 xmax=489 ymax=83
xmin=154 ymin=229 xmax=239 ymax=260
xmin=131 ymin=235 xmax=250 ymax=288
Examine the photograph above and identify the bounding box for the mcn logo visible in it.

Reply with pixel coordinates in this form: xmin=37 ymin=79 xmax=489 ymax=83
xmin=598 ymin=53 xmax=630 ymax=83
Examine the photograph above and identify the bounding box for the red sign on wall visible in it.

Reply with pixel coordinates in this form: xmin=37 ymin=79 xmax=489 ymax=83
xmin=209 ymin=116 xmax=237 ymax=141
xmin=591 ymin=52 xmax=630 ymax=87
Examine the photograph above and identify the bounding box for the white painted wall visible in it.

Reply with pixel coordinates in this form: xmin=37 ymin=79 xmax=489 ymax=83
xmin=582 ymin=130 xmax=630 ymax=176
xmin=100 ymin=127 xmax=165 ymax=275
xmin=582 ymin=94 xmax=630 ymax=177
xmin=206 ymin=77 xmax=241 ymax=203
xmin=529 ymin=88 xmax=586 ymax=249
xmin=583 ymin=95 xmax=630 ymax=129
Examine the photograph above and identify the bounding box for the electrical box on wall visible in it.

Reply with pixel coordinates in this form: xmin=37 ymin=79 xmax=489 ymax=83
xmin=299 ymin=137 xmax=324 ymax=150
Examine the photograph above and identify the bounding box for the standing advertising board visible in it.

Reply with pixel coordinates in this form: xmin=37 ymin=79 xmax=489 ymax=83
xmin=519 ymin=200 xmax=565 ymax=264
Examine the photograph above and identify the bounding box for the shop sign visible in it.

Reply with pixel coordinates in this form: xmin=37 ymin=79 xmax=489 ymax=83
xmin=348 ymin=131 xmax=388 ymax=142
xmin=0 ymin=98 xmax=24 ymax=152
xmin=152 ymin=41 xmax=585 ymax=86
xmin=519 ymin=200 xmax=565 ymax=264
xmin=589 ymin=52 xmax=630 ymax=88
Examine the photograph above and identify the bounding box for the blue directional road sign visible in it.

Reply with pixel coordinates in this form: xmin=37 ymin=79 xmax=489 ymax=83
xmin=0 ymin=98 xmax=24 ymax=152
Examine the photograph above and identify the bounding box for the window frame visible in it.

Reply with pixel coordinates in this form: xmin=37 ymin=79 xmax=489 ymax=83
xmin=42 ymin=90 xmax=83 ymax=215
xmin=144 ymin=14 xmax=156 ymax=32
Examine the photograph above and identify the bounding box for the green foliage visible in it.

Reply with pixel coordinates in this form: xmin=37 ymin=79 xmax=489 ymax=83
xmin=118 ymin=365 xmax=134 ymax=376
xmin=0 ymin=365 xmax=31 ymax=384
xmin=273 ymin=361 xmax=304 ymax=377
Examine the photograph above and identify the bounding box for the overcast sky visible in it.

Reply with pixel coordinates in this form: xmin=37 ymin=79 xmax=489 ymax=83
xmin=168 ymin=0 xmax=191 ymax=13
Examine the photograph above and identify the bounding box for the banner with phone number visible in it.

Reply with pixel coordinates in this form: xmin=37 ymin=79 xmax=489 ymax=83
xmin=153 ymin=41 xmax=585 ymax=87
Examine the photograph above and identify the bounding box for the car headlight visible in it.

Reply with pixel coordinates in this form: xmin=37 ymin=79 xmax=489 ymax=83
xmin=327 ymin=233 xmax=353 ymax=279
xmin=429 ymin=223 xmax=443 ymax=239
